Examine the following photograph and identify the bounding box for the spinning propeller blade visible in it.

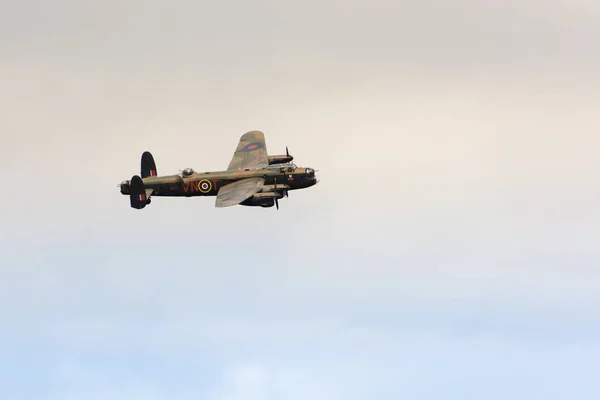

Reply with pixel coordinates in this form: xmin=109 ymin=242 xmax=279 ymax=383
xmin=274 ymin=177 xmax=279 ymax=210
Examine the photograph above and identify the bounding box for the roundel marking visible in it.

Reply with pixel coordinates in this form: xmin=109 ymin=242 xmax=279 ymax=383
xmin=241 ymin=142 xmax=264 ymax=152
xmin=198 ymin=179 xmax=212 ymax=193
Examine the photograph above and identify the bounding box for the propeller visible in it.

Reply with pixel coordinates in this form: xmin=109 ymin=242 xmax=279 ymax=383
xmin=286 ymin=146 xmax=290 ymax=157
xmin=274 ymin=177 xmax=279 ymax=210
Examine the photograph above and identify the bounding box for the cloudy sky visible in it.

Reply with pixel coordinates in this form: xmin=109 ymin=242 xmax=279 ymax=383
xmin=1 ymin=1 xmax=599 ymax=399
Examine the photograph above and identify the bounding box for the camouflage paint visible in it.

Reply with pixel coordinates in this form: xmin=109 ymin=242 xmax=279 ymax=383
xmin=119 ymin=131 xmax=318 ymax=208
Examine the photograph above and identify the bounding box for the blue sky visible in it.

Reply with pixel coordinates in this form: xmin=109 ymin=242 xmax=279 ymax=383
xmin=1 ymin=1 xmax=600 ymax=399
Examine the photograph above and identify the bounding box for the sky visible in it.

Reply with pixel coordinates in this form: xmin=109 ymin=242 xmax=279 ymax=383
xmin=1 ymin=0 xmax=599 ymax=399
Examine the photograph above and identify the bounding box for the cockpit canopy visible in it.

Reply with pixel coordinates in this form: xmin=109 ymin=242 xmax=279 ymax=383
xmin=306 ymin=168 xmax=315 ymax=175
xmin=265 ymin=163 xmax=297 ymax=173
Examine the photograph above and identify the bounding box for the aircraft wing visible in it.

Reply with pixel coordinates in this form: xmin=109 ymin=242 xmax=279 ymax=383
xmin=215 ymin=177 xmax=265 ymax=207
xmin=227 ymin=130 xmax=269 ymax=171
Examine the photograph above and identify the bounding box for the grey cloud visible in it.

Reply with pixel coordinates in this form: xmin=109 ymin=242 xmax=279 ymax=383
xmin=1 ymin=0 xmax=598 ymax=71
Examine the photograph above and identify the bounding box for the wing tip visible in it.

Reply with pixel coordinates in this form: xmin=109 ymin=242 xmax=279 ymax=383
xmin=241 ymin=130 xmax=265 ymax=140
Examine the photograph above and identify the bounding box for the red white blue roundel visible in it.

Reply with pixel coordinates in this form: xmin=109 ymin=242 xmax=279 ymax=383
xmin=241 ymin=142 xmax=264 ymax=152
xmin=198 ymin=179 xmax=212 ymax=193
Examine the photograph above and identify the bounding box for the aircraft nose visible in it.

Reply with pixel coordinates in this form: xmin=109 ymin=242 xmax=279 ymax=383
xmin=305 ymin=170 xmax=318 ymax=187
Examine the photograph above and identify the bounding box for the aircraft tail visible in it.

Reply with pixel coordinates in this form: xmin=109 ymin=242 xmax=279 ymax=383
xmin=129 ymin=175 xmax=148 ymax=209
xmin=141 ymin=151 xmax=157 ymax=178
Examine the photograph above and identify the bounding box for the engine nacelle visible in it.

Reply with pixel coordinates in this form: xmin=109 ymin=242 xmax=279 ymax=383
xmin=240 ymin=192 xmax=281 ymax=207
xmin=240 ymin=197 xmax=274 ymax=207
xmin=268 ymin=154 xmax=294 ymax=165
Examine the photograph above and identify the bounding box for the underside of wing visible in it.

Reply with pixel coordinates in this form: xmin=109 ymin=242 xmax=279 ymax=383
xmin=215 ymin=177 xmax=265 ymax=207
xmin=227 ymin=130 xmax=269 ymax=171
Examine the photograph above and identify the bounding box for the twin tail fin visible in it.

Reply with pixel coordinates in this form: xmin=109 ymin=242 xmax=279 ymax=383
xmin=123 ymin=151 xmax=156 ymax=209
xmin=141 ymin=151 xmax=157 ymax=178
xmin=129 ymin=175 xmax=149 ymax=209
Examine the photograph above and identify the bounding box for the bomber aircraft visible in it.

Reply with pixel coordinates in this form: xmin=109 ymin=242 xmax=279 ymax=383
xmin=119 ymin=130 xmax=318 ymax=210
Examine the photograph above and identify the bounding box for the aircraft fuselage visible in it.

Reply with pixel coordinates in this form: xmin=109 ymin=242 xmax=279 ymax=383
xmin=120 ymin=165 xmax=317 ymax=198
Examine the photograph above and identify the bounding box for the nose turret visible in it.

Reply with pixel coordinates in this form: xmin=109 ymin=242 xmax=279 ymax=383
xmin=303 ymin=167 xmax=318 ymax=187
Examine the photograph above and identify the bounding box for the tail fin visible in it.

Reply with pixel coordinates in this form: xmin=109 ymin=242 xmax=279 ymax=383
xmin=141 ymin=151 xmax=157 ymax=178
xmin=129 ymin=175 xmax=148 ymax=209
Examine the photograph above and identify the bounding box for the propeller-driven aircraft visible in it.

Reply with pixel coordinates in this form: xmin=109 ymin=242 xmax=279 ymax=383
xmin=119 ymin=130 xmax=318 ymax=210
